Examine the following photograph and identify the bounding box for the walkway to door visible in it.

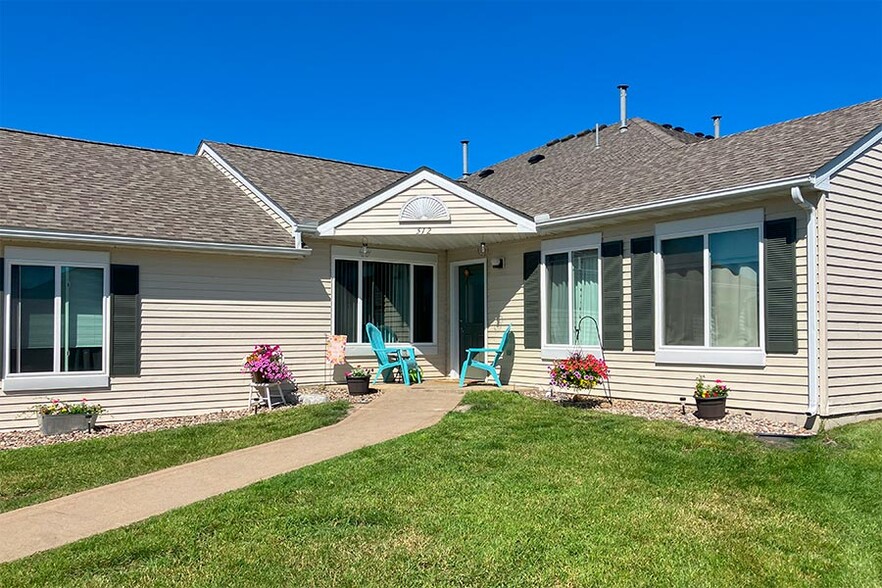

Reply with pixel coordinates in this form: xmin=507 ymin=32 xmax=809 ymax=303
xmin=0 ymin=385 xmax=464 ymax=563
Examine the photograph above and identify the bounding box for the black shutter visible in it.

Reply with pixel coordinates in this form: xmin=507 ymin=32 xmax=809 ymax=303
xmin=630 ymin=237 xmax=655 ymax=351
xmin=601 ymin=241 xmax=624 ymax=351
xmin=523 ymin=251 xmax=541 ymax=349
xmin=110 ymin=264 xmax=140 ymax=376
xmin=765 ymin=218 xmax=798 ymax=354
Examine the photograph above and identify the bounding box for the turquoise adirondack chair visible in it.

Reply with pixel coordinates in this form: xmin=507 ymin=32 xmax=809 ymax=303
xmin=459 ymin=324 xmax=512 ymax=387
xmin=365 ymin=323 xmax=422 ymax=386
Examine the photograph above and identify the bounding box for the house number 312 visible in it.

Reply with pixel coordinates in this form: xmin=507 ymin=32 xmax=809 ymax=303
xmin=416 ymin=227 xmax=432 ymax=234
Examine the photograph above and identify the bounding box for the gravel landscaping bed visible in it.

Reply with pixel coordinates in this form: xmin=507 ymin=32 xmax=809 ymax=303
xmin=0 ymin=385 xmax=383 ymax=451
xmin=516 ymin=388 xmax=813 ymax=436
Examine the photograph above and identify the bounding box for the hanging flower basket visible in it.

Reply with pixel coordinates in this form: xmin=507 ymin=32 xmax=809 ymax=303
xmin=548 ymin=351 xmax=609 ymax=393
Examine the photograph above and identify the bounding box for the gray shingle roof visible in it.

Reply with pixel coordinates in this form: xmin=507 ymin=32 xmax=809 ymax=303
xmin=464 ymin=99 xmax=882 ymax=219
xmin=0 ymin=129 xmax=296 ymax=248
xmin=204 ymin=142 xmax=406 ymax=224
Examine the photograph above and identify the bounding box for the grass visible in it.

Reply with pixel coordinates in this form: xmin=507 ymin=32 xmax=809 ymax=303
xmin=0 ymin=401 xmax=350 ymax=513
xmin=2 ymin=390 xmax=881 ymax=587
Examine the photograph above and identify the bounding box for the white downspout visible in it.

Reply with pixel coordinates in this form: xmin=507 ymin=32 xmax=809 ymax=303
xmin=791 ymin=186 xmax=819 ymax=416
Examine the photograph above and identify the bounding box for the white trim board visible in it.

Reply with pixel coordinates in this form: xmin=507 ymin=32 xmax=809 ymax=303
xmin=317 ymin=168 xmax=537 ymax=236
xmin=197 ymin=142 xmax=303 ymax=245
xmin=536 ymin=176 xmax=810 ymax=231
xmin=0 ymin=228 xmax=310 ymax=258
xmin=811 ymin=124 xmax=882 ymax=190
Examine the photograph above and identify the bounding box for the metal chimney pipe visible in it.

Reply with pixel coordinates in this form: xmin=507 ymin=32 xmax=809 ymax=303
xmin=618 ymin=84 xmax=629 ymax=131
xmin=595 ymin=123 xmax=600 ymax=149
xmin=712 ymin=115 xmax=721 ymax=138
xmin=461 ymin=140 xmax=470 ymax=177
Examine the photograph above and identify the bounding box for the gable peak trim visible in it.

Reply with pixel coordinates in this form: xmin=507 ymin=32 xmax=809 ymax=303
xmin=316 ymin=167 xmax=536 ymax=236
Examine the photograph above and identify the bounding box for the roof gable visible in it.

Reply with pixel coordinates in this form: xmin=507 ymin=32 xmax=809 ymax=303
xmin=317 ymin=167 xmax=536 ymax=236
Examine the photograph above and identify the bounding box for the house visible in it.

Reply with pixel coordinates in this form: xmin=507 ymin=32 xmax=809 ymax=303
xmin=2 ymin=94 xmax=881 ymax=431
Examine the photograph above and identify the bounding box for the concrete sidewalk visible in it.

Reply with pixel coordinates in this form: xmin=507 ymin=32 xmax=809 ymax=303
xmin=0 ymin=386 xmax=463 ymax=563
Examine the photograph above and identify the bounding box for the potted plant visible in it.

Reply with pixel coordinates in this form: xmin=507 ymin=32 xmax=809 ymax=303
xmin=242 ymin=344 xmax=293 ymax=384
xmin=694 ymin=376 xmax=729 ymax=420
xmin=345 ymin=366 xmax=372 ymax=395
xmin=548 ymin=351 xmax=609 ymax=392
xmin=34 ymin=398 xmax=104 ymax=436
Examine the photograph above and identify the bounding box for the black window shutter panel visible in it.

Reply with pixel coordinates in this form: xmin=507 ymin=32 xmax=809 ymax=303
xmin=601 ymin=241 xmax=624 ymax=351
xmin=764 ymin=218 xmax=798 ymax=354
xmin=110 ymin=264 xmax=141 ymax=376
xmin=523 ymin=251 xmax=541 ymax=349
xmin=630 ymin=237 xmax=655 ymax=351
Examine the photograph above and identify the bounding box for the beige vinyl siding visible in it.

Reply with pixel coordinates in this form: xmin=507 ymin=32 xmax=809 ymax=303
xmin=451 ymin=196 xmax=812 ymax=417
xmin=334 ymin=180 xmax=520 ymax=236
xmin=0 ymin=242 xmax=446 ymax=430
xmin=824 ymin=141 xmax=882 ymax=415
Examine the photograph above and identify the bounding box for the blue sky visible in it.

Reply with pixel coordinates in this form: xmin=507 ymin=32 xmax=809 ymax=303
xmin=1 ymin=1 xmax=880 ymax=176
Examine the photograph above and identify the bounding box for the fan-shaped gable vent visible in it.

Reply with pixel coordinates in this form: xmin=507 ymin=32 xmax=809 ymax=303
xmin=399 ymin=195 xmax=451 ymax=223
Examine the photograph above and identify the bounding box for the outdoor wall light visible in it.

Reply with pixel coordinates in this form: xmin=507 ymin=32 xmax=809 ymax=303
xmin=360 ymin=239 xmax=369 ymax=257
xmin=479 ymin=241 xmax=487 ymax=256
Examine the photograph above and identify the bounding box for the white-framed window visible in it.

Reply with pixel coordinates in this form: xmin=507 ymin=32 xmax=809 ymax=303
xmin=332 ymin=246 xmax=437 ymax=351
xmin=540 ymin=233 xmax=602 ymax=359
xmin=654 ymin=209 xmax=765 ymax=366
xmin=3 ymin=247 xmax=110 ymax=391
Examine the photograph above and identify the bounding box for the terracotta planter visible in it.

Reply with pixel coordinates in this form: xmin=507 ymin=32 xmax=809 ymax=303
xmin=695 ymin=396 xmax=727 ymax=420
xmin=346 ymin=376 xmax=370 ymax=395
xmin=38 ymin=413 xmax=98 ymax=436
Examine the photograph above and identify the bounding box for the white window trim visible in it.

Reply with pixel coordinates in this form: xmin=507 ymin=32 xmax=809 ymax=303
xmin=3 ymin=247 xmax=111 ymax=391
xmin=331 ymin=246 xmax=438 ymax=354
xmin=654 ymin=209 xmax=766 ymax=367
xmin=539 ymin=232 xmax=604 ymax=359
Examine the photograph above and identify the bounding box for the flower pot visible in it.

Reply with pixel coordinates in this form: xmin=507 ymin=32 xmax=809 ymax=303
xmin=251 ymin=372 xmax=268 ymax=384
xmin=38 ymin=413 xmax=97 ymax=436
xmin=346 ymin=376 xmax=370 ymax=395
xmin=695 ymin=396 xmax=727 ymax=420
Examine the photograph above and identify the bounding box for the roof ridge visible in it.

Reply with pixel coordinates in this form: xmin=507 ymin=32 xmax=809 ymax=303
xmin=0 ymin=127 xmax=191 ymax=157
xmin=630 ymin=118 xmax=701 ymax=148
xmin=708 ymin=97 xmax=882 ymax=142
xmin=205 ymin=140 xmax=407 ymax=174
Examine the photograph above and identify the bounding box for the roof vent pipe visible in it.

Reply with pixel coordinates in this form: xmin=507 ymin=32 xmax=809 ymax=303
xmin=595 ymin=123 xmax=600 ymax=149
xmin=712 ymin=115 xmax=722 ymax=138
xmin=618 ymin=84 xmax=629 ymax=131
xmin=460 ymin=140 xmax=470 ymax=177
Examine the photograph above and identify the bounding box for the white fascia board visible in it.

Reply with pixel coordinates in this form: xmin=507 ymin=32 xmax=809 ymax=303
xmin=0 ymin=228 xmax=311 ymax=258
xmin=535 ymin=175 xmax=811 ymax=231
xmin=810 ymin=123 xmax=882 ymax=190
xmin=317 ymin=169 xmax=537 ymax=236
xmin=197 ymin=142 xmax=300 ymax=236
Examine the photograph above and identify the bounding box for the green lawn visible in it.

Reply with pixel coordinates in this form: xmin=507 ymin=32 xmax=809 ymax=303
xmin=2 ymin=391 xmax=881 ymax=587
xmin=0 ymin=401 xmax=350 ymax=513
